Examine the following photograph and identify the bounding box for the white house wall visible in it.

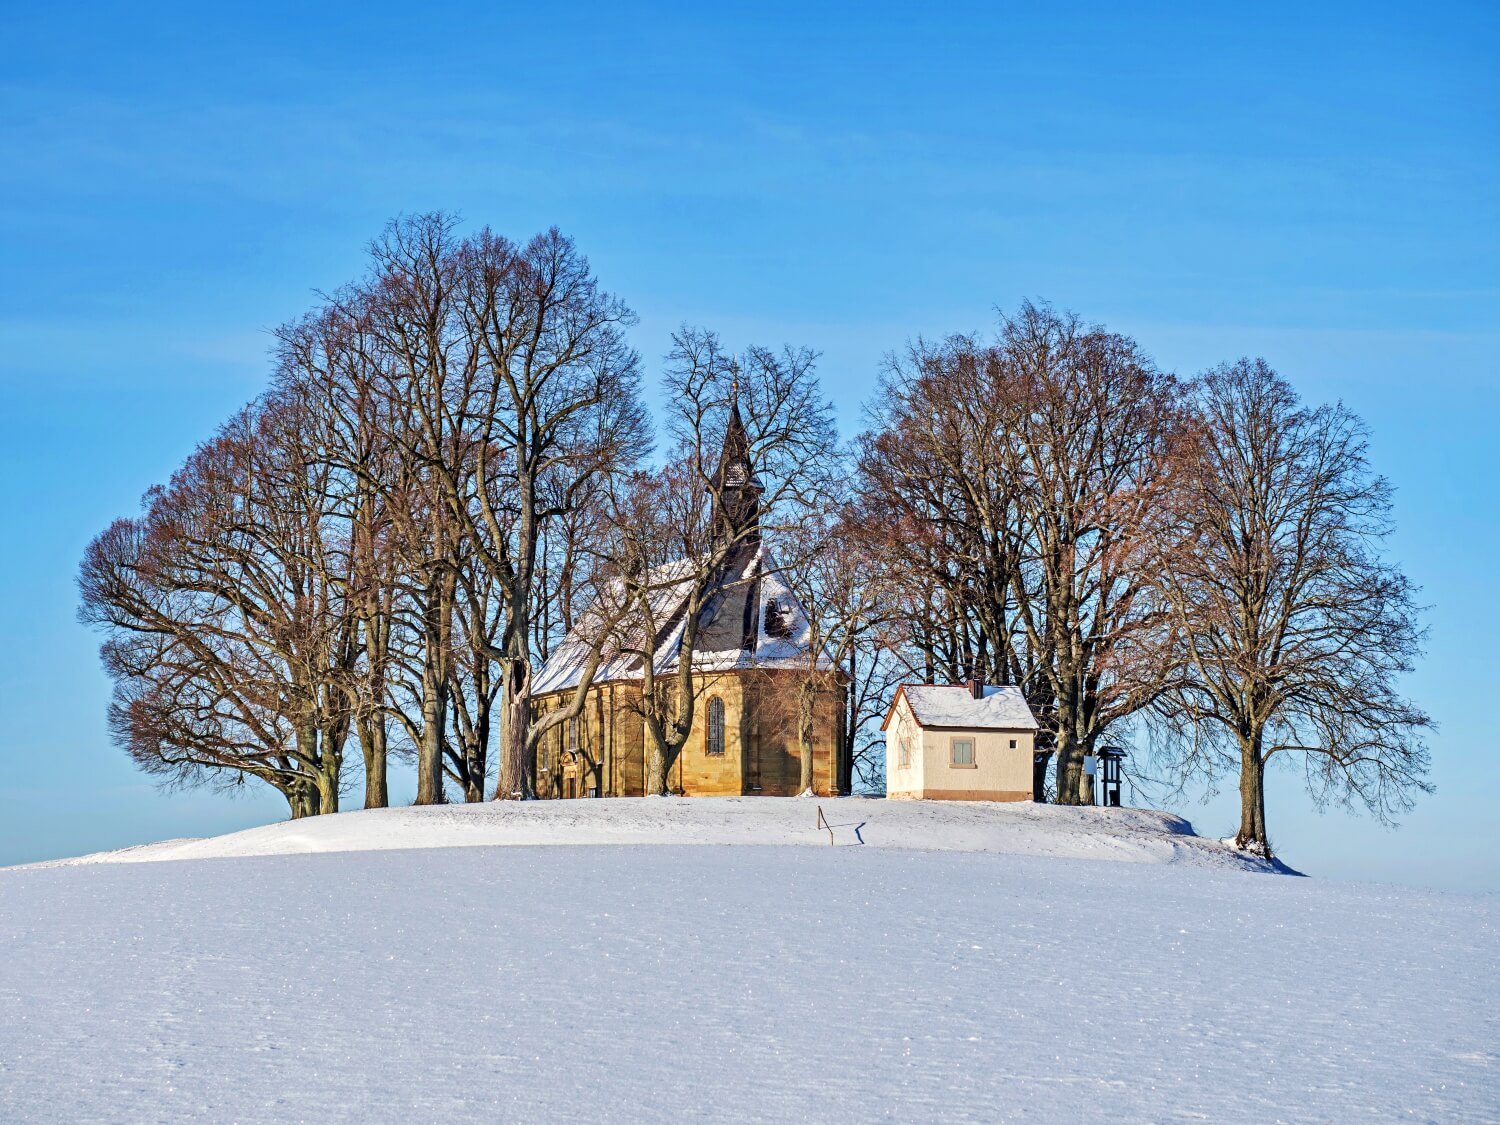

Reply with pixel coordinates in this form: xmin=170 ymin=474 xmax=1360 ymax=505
xmin=885 ymin=697 xmax=923 ymax=798
xmin=918 ymin=727 xmax=1032 ymax=801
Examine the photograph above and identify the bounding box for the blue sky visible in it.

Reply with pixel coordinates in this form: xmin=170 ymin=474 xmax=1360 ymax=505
xmin=1 ymin=1 xmax=1495 ymax=890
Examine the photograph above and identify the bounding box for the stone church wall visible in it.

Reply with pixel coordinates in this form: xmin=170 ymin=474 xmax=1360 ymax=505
xmin=533 ymin=669 xmax=845 ymax=798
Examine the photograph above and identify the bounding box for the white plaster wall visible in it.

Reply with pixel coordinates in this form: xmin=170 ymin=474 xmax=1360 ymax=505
xmin=919 ymin=727 xmax=1034 ymax=799
xmin=884 ymin=698 xmax=924 ymax=798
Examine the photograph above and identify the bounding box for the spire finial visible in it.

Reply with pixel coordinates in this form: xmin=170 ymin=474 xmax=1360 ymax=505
xmin=729 ymin=357 xmax=740 ymax=403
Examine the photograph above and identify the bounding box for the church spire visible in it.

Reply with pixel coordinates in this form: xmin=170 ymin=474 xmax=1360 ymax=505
xmin=714 ymin=366 xmax=762 ymax=546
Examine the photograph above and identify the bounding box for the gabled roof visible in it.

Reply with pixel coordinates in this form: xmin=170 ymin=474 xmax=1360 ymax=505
xmin=880 ymin=684 xmax=1038 ymax=732
xmin=532 ymin=542 xmax=834 ymax=696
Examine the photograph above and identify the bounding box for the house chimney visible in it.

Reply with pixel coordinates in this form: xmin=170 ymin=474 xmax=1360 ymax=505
xmin=968 ymin=677 xmax=984 ymax=699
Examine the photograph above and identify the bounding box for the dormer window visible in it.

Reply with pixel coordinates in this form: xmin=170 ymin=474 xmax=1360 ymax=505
xmin=764 ymin=597 xmax=795 ymax=638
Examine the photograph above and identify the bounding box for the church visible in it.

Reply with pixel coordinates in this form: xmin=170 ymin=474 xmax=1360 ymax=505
xmin=529 ymin=400 xmax=849 ymax=798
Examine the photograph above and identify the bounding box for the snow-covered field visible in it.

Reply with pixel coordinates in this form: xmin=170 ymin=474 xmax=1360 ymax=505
xmin=1 ymin=801 xmax=1494 ymax=1123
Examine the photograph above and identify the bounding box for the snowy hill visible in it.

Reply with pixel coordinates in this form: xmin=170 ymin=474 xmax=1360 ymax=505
xmin=2 ymin=802 xmax=1493 ymax=1123
xmin=22 ymin=796 xmax=1276 ymax=871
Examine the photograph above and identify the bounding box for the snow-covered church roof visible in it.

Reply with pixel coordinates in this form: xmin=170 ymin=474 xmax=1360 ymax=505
xmin=882 ymin=683 xmax=1038 ymax=731
xmin=531 ymin=541 xmax=835 ymax=696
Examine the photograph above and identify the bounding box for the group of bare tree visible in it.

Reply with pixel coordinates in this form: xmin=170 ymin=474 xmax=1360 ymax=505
xmin=79 ymin=214 xmax=1431 ymax=859
xmin=852 ymin=302 xmax=1431 ymax=855
xmin=82 ymin=214 xmax=650 ymax=813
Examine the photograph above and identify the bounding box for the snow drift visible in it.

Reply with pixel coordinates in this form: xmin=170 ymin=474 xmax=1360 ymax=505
xmin=22 ymin=796 xmax=1279 ymax=872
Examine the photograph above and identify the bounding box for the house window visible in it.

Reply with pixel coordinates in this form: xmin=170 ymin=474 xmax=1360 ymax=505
xmin=898 ymin=735 xmax=912 ymax=768
xmin=707 ymin=697 xmax=726 ymax=756
xmin=951 ymin=738 xmax=975 ymax=767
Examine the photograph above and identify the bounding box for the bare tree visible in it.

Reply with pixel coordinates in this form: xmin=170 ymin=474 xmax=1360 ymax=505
xmin=345 ymin=214 xmax=474 ymax=806
xmin=425 ymin=226 xmax=648 ymax=800
xmin=999 ymin=304 xmax=1181 ymax=804
xmin=604 ymin=328 xmax=839 ymax=795
xmin=79 ymin=393 xmax=355 ymax=817
xmin=776 ymin=501 xmax=902 ymax=795
xmin=858 ymin=334 xmax=1032 ymax=693
xmin=275 ymin=302 xmax=405 ymax=809
xmin=444 ymin=536 xmax=505 ymax=801
xmin=1151 ymin=359 xmax=1432 ymax=857
xmin=85 ymin=213 xmax=648 ymax=812
xmin=858 ymin=304 xmax=1180 ymax=803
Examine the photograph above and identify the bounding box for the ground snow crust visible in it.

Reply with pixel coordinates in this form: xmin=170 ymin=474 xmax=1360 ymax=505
xmin=0 ymin=846 xmax=1493 ymax=1123
xmin=20 ymin=797 xmax=1278 ymax=873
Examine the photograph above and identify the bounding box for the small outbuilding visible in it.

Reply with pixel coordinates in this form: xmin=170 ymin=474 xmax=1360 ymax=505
xmin=881 ymin=680 xmax=1038 ymax=801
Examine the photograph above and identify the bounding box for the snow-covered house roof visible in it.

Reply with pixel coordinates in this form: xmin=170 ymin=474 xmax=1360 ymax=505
xmin=881 ymin=684 xmax=1038 ymax=732
xmin=532 ymin=542 xmax=835 ymax=696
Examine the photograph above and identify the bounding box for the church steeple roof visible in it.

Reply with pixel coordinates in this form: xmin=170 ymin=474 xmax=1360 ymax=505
xmin=713 ymin=378 xmax=763 ymax=544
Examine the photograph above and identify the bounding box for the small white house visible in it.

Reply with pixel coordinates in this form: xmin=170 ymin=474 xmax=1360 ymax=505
xmin=881 ymin=681 xmax=1038 ymax=801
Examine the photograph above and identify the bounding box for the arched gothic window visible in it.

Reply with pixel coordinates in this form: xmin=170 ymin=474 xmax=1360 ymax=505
xmin=566 ymin=716 xmax=579 ymax=751
xmin=706 ymin=697 xmax=726 ymax=757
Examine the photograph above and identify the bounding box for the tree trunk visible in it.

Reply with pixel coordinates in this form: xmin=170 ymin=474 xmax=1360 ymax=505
xmin=640 ymin=698 xmax=688 ymax=797
xmin=287 ymin=782 xmax=318 ymax=819
xmin=464 ymin=690 xmax=491 ymax=802
xmin=359 ymin=608 xmax=390 ymax=809
xmin=416 ymin=668 xmax=448 ymax=805
xmin=464 ymin=737 xmax=486 ymax=803
xmin=496 ymin=658 xmax=535 ymax=799
xmin=317 ymin=765 xmax=340 ymax=815
xmin=838 ymin=676 xmax=853 ymax=796
xmin=645 ymin=727 xmax=669 ymax=796
xmin=1054 ymin=730 xmax=1085 ymax=805
xmin=359 ymin=716 xmax=388 ymax=809
xmin=1050 ymin=666 xmax=1086 ymax=804
xmin=798 ymin=680 xmax=815 ymax=795
xmin=415 ymin=573 xmax=453 ymax=805
xmin=293 ymin=718 xmax=338 ymax=816
xmin=638 ymin=670 xmax=689 ymax=797
xmin=1235 ymin=730 xmax=1271 ymax=857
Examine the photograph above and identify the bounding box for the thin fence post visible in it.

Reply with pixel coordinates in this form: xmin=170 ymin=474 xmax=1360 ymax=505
xmin=817 ymin=805 xmax=833 ymax=845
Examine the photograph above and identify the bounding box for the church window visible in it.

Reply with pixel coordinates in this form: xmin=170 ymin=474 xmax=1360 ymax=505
xmin=707 ymin=697 xmax=726 ymax=756
xmin=898 ymin=735 xmax=912 ymax=768
xmin=951 ymin=738 xmax=975 ymax=767
xmin=567 ymin=716 xmax=579 ymax=751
